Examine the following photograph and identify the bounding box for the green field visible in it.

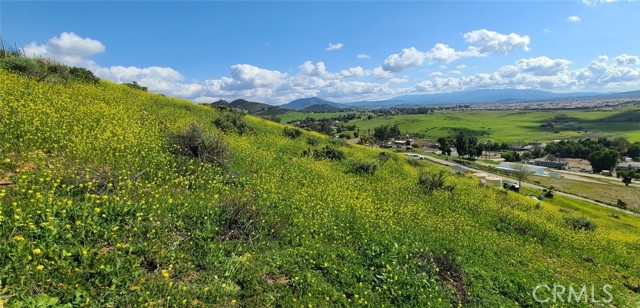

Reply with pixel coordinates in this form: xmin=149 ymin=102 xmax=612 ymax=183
xmin=282 ymin=107 xmax=640 ymax=143
xmin=2 ymin=67 xmax=640 ymax=306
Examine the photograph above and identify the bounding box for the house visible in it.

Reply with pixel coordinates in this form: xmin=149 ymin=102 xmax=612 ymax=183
xmin=530 ymin=158 xmax=568 ymax=170
xmin=616 ymin=162 xmax=640 ymax=172
xmin=497 ymin=162 xmax=547 ymax=175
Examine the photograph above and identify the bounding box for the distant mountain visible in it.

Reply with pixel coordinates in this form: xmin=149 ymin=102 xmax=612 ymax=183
xmin=345 ymin=89 xmax=640 ymax=108
xmin=300 ymin=103 xmax=345 ymax=112
xmin=280 ymin=97 xmax=348 ymax=110
xmin=228 ymin=99 xmax=279 ymax=114
xmin=211 ymin=99 xmax=230 ymax=106
xmin=391 ymin=89 xmax=604 ymax=105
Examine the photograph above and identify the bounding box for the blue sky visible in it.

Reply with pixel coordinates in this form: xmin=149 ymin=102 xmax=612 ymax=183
xmin=2 ymin=1 xmax=639 ymax=104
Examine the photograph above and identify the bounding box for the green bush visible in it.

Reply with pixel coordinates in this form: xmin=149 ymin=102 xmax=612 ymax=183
xmin=1 ymin=57 xmax=44 ymax=78
xmin=214 ymin=110 xmax=251 ymax=135
xmin=69 ymin=66 xmax=100 ymax=84
xmin=283 ymin=127 xmax=303 ymax=139
xmin=172 ymin=123 xmax=230 ymax=168
xmin=329 ymin=137 xmax=348 ymax=147
xmin=418 ymin=170 xmax=455 ymax=194
xmin=123 ymin=81 xmax=147 ymax=91
xmin=313 ymin=146 xmax=345 ymax=161
xmin=564 ymin=216 xmax=597 ymax=231
xmin=348 ymin=161 xmax=378 ymax=175
xmin=306 ymin=136 xmax=321 ymax=146
xmin=378 ymin=151 xmax=391 ymax=165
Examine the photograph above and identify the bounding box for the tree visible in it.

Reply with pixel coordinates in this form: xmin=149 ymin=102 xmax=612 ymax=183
xmin=619 ymin=170 xmax=636 ymax=186
xmin=626 ymin=142 xmax=640 ymax=160
xmin=473 ymin=143 xmax=484 ymax=159
xmin=437 ymin=137 xmax=452 ymax=156
xmin=587 ymin=149 xmax=620 ymax=173
xmin=511 ymin=164 xmax=531 ymax=189
xmin=613 ymin=136 xmax=630 ymax=153
xmin=455 ymin=132 xmax=469 ymax=158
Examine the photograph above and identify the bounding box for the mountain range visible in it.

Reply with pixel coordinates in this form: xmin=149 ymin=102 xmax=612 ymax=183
xmin=278 ymin=89 xmax=640 ymax=110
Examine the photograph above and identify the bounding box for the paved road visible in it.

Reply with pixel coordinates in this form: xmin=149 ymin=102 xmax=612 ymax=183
xmin=418 ymin=154 xmax=640 ymax=217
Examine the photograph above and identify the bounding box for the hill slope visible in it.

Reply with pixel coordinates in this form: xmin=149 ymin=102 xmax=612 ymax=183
xmin=281 ymin=97 xmax=347 ymax=110
xmin=1 ymin=68 xmax=639 ymax=306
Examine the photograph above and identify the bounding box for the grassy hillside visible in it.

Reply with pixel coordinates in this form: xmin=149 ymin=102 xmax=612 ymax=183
xmin=1 ymin=69 xmax=640 ymax=306
xmin=281 ymin=107 xmax=640 ymax=143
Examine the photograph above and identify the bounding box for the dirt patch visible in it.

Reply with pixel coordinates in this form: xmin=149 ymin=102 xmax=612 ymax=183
xmin=419 ymin=252 xmax=468 ymax=305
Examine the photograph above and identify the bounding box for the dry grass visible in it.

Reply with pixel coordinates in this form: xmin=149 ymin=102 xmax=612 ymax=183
xmin=530 ymin=175 xmax=640 ymax=212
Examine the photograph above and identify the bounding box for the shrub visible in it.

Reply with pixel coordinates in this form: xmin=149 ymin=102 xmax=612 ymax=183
xmin=283 ymin=127 xmax=303 ymax=139
xmin=329 ymin=137 xmax=348 ymax=147
xmin=407 ymin=158 xmax=424 ymax=167
xmin=1 ymin=57 xmax=45 ymax=79
xmin=338 ymin=132 xmax=351 ymax=139
xmin=313 ymin=146 xmax=345 ymax=161
xmin=418 ymin=170 xmax=455 ymax=194
xmin=616 ymin=199 xmax=627 ymax=209
xmin=214 ymin=110 xmax=251 ymax=135
xmin=306 ymin=136 xmax=321 ymax=146
xmin=69 ymin=66 xmax=100 ymax=84
xmin=123 ymin=81 xmax=148 ymax=91
xmin=348 ymin=161 xmax=378 ymax=175
xmin=172 ymin=123 xmax=230 ymax=168
xmin=218 ymin=196 xmax=262 ymax=241
xmin=564 ymin=216 xmax=597 ymax=231
xmin=378 ymin=151 xmax=391 ymax=165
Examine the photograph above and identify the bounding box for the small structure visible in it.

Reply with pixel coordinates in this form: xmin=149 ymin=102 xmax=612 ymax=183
xmin=497 ymin=162 xmax=546 ymax=175
xmin=485 ymin=176 xmax=503 ymax=187
xmin=617 ymin=162 xmax=640 ymax=171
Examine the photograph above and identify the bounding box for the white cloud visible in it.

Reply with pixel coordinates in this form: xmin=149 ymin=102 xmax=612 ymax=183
xmin=340 ymin=66 xmax=365 ymax=78
xmin=414 ymin=54 xmax=640 ymax=93
xmin=370 ymin=66 xmax=394 ymax=79
xmin=382 ymin=29 xmax=530 ymax=71
xmin=582 ymin=0 xmax=622 ymax=5
xmin=23 ymin=32 xmax=106 ymax=67
xmin=382 ymin=47 xmax=427 ymax=72
xmin=325 ymin=42 xmax=344 ymax=51
xmin=357 ymin=53 xmax=371 ymax=59
xmin=425 ymin=43 xmax=462 ymax=63
xmin=462 ymin=29 xmax=530 ymax=54
xmin=567 ymin=16 xmax=581 ymax=22
xmin=616 ymin=54 xmax=640 ymax=65
xmin=515 ymin=56 xmax=571 ymax=76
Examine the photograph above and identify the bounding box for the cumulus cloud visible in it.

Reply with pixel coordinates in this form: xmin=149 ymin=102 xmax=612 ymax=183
xmin=382 ymin=29 xmax=530 ymax=72
xmin=515 ymin=57 xmax=571 ymax=76
xmin=414 ymin=54 xmax=640 ymax=93
xmin=325 ymin=42 xmax=344 ymax=51
xmin=23 ymin=32 xmax=105 ymax=67
xmin=382 ymin=47 xmax=427 ymax=72
xmin=357 ymin=53 xmax=371 ymax=59
xmin=462 ymin=29 xmax=530 ymax=54
xmin=616 ymin=54 xmax=640 ymax=65
xmin=340 ymin=66 xmax=365 ymax=78
xmin=567 ymin=16 xmax=581 ymax=22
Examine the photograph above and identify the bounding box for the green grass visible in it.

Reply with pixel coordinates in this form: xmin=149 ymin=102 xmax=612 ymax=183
xmin=1 ymin=68 xmax=640 ymax=306
xmin=530 ymin=175 xmax=640 ymax=212
xmin=281 ymin=107 xmax=640 ymax=143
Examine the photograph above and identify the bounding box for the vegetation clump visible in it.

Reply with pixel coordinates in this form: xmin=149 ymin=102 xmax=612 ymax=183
xmin=418 ymin=170 xmax=455 ymax=194
xmin=312 ymin=146 xmax=345 ymax=161
xmin=0 ymin=56 xmax=100 ymax=84
xmin=172 ymin=123 xmax=230 ymax=167
xmin=283 ymin=127 xmax=303 ymax=139
xmin=564 ymin=216 xmax=597 ymax=231
xmin=347 ymin=161 xmax=378 ymax=175
xmin=214 ymin=110 xmax=252 ymax=135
